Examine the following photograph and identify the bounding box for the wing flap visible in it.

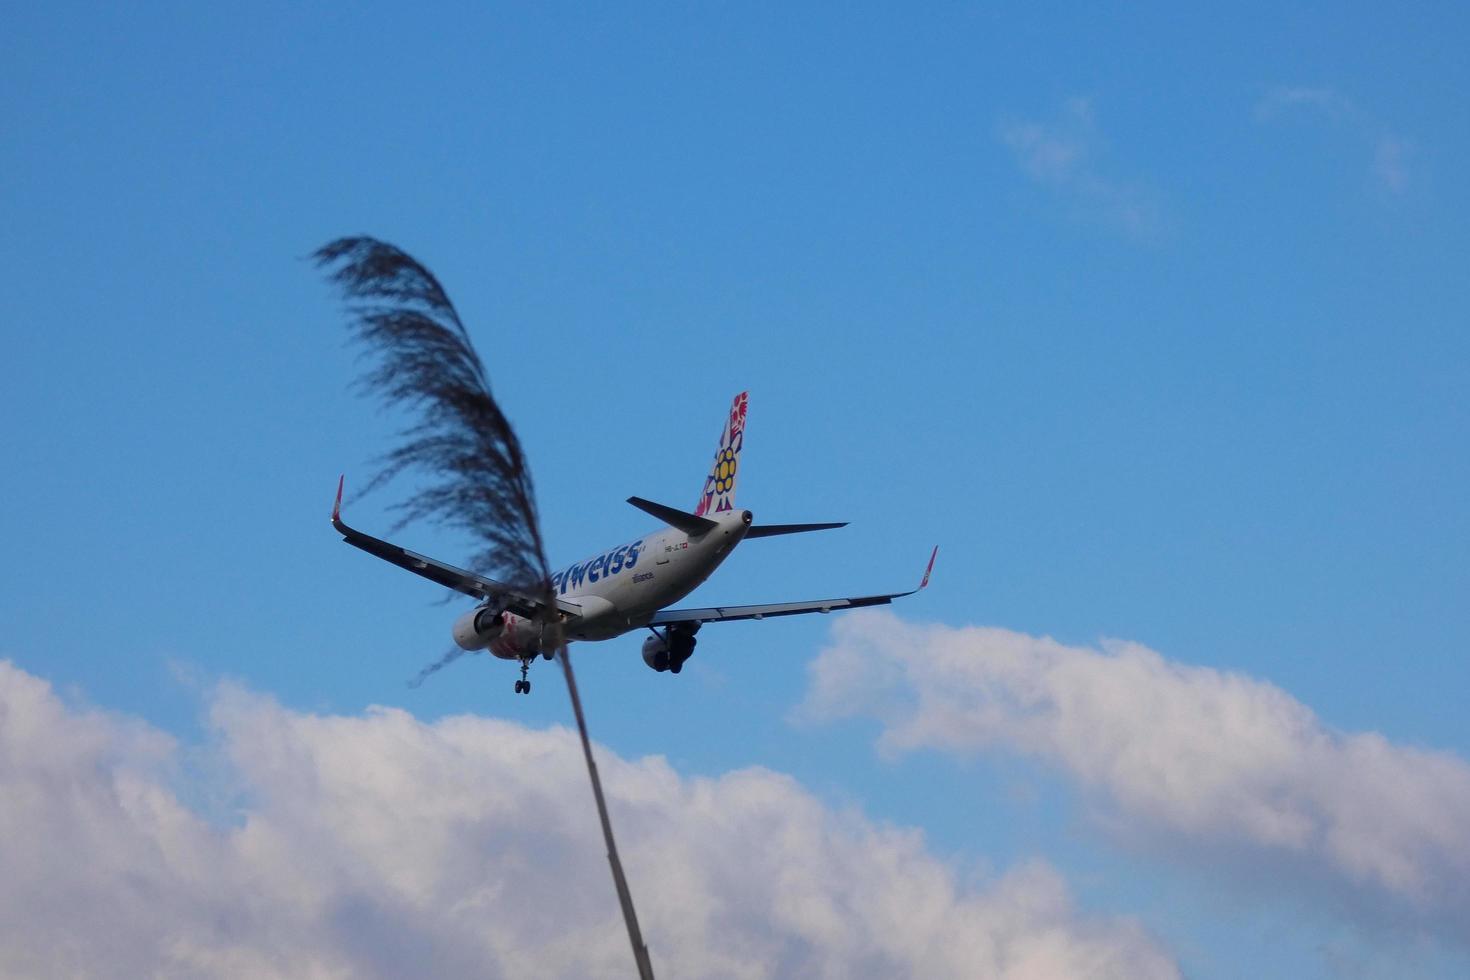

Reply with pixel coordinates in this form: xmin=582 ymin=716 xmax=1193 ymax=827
xmin=649 ymin=594 xmax=897 ymax=625
xmin=650 ymin=546 xmax=937 ymax=626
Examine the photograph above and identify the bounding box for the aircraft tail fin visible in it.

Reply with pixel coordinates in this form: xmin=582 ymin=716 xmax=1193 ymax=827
xmin=695 ymin=391 xmax=748 ymax=517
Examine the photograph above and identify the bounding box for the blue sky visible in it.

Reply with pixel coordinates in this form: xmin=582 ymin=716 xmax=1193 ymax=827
xmin=3 ymin=3 xmax=1468 ymax=977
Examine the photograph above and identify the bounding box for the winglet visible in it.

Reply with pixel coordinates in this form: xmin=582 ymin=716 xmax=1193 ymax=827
xmin=332 ymin=475 xmax=345 ymax=525
xmin=919 ymin=546 xmax=938 ymax=590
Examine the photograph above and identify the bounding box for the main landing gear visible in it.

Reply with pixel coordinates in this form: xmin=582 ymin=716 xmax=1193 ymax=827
xmin=513 ymin=646 xmax=555 ymax=694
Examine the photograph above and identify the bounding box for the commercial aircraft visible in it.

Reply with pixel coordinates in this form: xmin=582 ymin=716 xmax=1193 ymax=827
xmin=332 ymin=391 xmax=936 ymax=694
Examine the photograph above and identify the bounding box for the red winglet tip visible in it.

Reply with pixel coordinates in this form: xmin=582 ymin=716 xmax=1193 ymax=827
xmin=332 ymin=475 xmax=345 ymax=521
xmin=920 ymin=546 xmax=938 ymax=590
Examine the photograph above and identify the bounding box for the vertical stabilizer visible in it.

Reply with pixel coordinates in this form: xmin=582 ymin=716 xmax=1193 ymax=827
xmin=695 ymin=391 xmax=748 ymax=516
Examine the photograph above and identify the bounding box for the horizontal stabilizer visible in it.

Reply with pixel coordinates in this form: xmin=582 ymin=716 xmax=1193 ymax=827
xmin=745 ymin=522 xmax=847 ymax=538
xmin=627 ymin=496 xmax=719 ymax=535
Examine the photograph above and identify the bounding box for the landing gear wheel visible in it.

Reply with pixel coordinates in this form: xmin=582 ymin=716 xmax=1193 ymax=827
xmin=522 ymin=680 xmax=531 ymax=694
xmin=513 ymin=680 xmax=525 ymax=694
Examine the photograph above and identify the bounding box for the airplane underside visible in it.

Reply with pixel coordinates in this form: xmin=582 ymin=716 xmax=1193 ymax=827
xmin=480 ymin=615 xmax=699 ymax=694
xmin=330 ymin=391 xmax=934 ymax=696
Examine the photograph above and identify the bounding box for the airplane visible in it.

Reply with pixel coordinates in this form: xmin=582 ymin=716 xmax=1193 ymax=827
xmin=331 ymin=391 xmax=936 ymax=694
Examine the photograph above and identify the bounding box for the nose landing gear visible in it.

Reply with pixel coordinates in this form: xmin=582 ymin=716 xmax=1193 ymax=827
xmin=514 ymin=657 xmax=532 ymax=694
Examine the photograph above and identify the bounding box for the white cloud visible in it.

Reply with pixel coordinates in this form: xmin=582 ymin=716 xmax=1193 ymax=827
xmin=1373 ymin=137 xmax=1412 ymax=194
xmin=798 ymin=612 xmax=1470 ymax=938
xmin=0 ymin=659 xmax=1176 ymax=979
xmin=1255 ymin=85 xmax=1413 ymax=194
xmin=1255 ymin=85 xmax=1357 ymax=121
xmin=999 ymin=98 xmax=1165 ymax=239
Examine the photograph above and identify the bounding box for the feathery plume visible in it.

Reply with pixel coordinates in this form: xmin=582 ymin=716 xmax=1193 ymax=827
xmin=317 ymin=236 xmax=655 ymax=979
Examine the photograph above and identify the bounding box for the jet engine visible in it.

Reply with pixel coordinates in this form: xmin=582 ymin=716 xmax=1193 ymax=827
xmin=641 ymin=623 xmax=699 ymax=673
xmin=452 ymin=604 xmax=507 ymax=650
xmin=641 ymin=634 xmax=671 ymax=672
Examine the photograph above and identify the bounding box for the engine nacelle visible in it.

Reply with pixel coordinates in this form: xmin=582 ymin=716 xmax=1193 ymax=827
xmin=642 ymin=624 xmax=699 ymax=673
xmin=642 ymin=634 xmax=672 ymax=672
xmin=452 ymin=605 xmax=507 ymax=651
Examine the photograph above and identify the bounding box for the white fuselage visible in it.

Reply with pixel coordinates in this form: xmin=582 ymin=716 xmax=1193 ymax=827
xmin=487 ymin=509 xmax=752 ymax=658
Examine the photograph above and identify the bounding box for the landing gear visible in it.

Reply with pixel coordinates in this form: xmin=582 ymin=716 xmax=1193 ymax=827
xmin=514 ymin=657 xmax=532 ymax=695
xmin=669 ymin=622 xmax=699 ymax=672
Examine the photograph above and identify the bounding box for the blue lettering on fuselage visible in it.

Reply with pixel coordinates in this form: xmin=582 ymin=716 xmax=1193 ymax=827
xmin=555 ymin=539 xmax=646 ymax=595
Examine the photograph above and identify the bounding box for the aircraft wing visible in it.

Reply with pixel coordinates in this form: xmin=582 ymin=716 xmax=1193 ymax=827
xmin=331 ymin=477 xmax=581 ymax=618
xmin=649 ymin=546 xmax=936 ymax=626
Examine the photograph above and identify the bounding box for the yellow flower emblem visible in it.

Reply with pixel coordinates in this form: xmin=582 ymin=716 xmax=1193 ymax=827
xmin=714 ymin=447 xmax=737 ymax=493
